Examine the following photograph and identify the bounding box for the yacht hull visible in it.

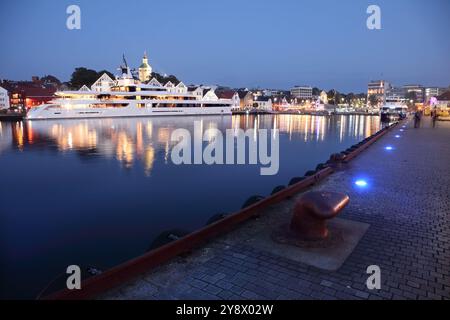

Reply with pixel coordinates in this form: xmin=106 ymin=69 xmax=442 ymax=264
xmin=26 ymin=105 xmax=233 ymax=120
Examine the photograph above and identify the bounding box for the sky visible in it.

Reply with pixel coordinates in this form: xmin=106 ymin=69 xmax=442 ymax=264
xmin=0 ymin=0 xmax=449 ymax=92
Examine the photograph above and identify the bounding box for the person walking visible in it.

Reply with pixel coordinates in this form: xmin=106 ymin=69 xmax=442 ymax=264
xmin=432 ymin=108 xmax=438 ymax=128
xmin=414 ymin=111 xmax=421 ymax=128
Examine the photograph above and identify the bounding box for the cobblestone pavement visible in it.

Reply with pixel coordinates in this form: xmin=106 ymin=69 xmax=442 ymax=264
xmin=101 ymin=117 xmax=450 ymax=300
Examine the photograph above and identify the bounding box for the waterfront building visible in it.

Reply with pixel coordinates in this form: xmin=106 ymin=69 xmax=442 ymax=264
xmin=403 ymin=84 xmax=424 ymax=103
xmin=273 ymin=96 xmax=290 ymax=110
xmin=386 ymin=86 xmax=407 ymax=103
xmin=148 ymin=78 xmax=162 ymax=87
xmin=367 ymin=80 xmax=391 ymax=104
xmin=425 ymin=87 xmax=447 ymax=102
xmin=262 ymin=89 xmax=283 ymax=97
xmin=290 ymin=86 xmax=313 ymax=99
xmin=237 ymin=90 xmax=254 ymax=109
xmin=91 ymin=73 xmax=115 ymax=92
xmin=320 ymin=90 xmax=328 ymax=104
xmin=0 ymin=86 xmax=10 ymax=110
xmin=22 ymin=86 xmax=57 ymax=108
xmin=9 ymin=91 xmax=25 ymax=109
xmin=253 ymin=96 xmax=273 ymax=111
xmin=175 ymin=82 xmax=188 ymax=94
xmin=202 ymin=88 xmax=219 ymax=101
xmin=436 ymin=91 xmax=450 ymax=109
xmin=187 ymin=86 xmax=204 ymax=99
xmin=138 ymin=52 xmax=152 ymax=82
xmin=216 ymin=90 xmax=240 ymax=109
xmin=164 ymin=81 xmax=176 ymax=93
xmin=1 ymin=78 xmax=57 ymax=110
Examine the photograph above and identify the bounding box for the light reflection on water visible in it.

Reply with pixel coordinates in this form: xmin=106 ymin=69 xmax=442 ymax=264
xmin=1 ymin=115 xmax=380 ymax=173
xmin=0 ymin=114 xmax=381 ymax=298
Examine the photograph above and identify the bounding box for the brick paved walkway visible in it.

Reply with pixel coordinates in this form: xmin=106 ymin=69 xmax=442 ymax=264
xmin=101 ymin=117 xmax=450 ymax=300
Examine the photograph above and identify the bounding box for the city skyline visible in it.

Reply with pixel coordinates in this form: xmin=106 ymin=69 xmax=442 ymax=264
xmin=1 ymin=0 xmax=449 ymax=92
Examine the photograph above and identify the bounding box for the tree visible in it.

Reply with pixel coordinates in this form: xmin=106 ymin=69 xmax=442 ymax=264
xmin=405 ymin=91 xmax=417 ymax=105
xmin=337 ymin=93 xmax=344 ymax=104
xmin=327 ymin=89 xmax=341 ymax=105
xmin=41 ymin=75 xmax=61 ymax=86
xmin=368 ymin=94 xmax=379 ymax=107
xmin=70 ymin=67 xmax=99 ymax=89
xmin=327 ymin=90 xmax=335 ymax=104
xmin=150 ymin=72 xmax=180 ymax=85
xmin=346 ymin=93 xmax=355 ymax=104
xmin=69 ymin=68 xmax=116 ymax=89
xmin=312 ymin=87 xmax=321 ymax=96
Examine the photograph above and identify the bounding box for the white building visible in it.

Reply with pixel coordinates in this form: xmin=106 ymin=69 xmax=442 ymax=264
xmin=202 ymin=89 xmax=219 ymax=101
xmin=175 ymin=82 xmax=188 ymax=94
xmin=148 ymin=78 xmax=162 ymax=87
xmin=164 ymin=81 xmax=176 ymax=93
xmin=367 ymin=80 xmax=391 ymax=105
xmin=216 ymin=90 xmax=240 ymax=110
xmin=188 ymin=86 xmax=204 ymax=100
xmin=425 ymin=87 xmax=447 ymax=102
xmin=290 ymin=86 xmax=313 ymax=99
xmin=254 ymin=96 xmax=273 ymax=111
xmin=403 ymin=84 xmax=424 ymax=103
xmin=320 ymin=90 xmax=328 ymax=104
xmin=0 ymin=86 xmax=10 ymax=110
xmin=91 ymin=73 xmax=115 ymax=92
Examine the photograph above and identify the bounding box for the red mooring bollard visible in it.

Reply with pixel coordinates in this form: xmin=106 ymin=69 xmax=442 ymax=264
xmin=290 ymin=191 xmax=350 ymax=240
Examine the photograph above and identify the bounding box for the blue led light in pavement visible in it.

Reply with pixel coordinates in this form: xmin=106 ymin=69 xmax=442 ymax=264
xmin=395 ymin=135 xmax=401 ymax=138
xmin=355 ymin=180 xmax=368 ymax=188
xmin=385 ymin=146 xmax=394 ymax=151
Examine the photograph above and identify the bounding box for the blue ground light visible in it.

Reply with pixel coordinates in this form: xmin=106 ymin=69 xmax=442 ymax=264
xmin=395 ymin=135 xmax=401 ymax=138
xmin=385 ymin=146 xmax=394 ymax=151
xmin=354 ymin=179 xmax=368 ymax=188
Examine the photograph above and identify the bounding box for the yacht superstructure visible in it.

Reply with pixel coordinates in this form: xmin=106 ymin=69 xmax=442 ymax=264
xmin=27 ymin=59 xmax=232 ymax=120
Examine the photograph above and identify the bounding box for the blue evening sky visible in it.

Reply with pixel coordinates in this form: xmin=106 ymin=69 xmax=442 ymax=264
xmin=0 ymin=0 xmax=449 ymax=92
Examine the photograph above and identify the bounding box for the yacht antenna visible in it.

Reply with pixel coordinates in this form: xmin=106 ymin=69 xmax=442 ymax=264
xmin=122 ymin=54 xmax=128 ymax=69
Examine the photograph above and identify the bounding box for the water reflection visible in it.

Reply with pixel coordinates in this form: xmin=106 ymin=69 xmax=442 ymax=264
xmin=1 ymin=115 xmax=381 ymax=175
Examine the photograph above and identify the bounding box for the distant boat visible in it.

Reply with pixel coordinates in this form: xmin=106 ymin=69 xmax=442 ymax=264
xmin=380 ymin=103 xmax=408 ymax=122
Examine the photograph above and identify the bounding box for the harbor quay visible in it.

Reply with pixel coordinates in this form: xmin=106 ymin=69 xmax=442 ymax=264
xmin=99 ymin=117 xmax=450 ymax=300
xmin=2 ymin=0 xmax=450 ymax=311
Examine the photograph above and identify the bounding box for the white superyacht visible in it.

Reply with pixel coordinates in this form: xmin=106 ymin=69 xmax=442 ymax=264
xmin=27 ymin=57 xmax=233 ymax=120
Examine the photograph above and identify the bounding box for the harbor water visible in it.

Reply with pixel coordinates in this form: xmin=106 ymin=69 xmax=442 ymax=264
xmin=0 ymin=114 xmax=382 ymax=298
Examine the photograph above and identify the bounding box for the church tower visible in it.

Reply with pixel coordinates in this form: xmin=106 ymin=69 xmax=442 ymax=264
xmin=138 ymin=51 xmax=152 ymax=82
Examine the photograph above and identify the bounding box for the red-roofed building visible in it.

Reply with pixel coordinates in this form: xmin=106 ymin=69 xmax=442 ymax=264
xmin=1 ymin=78 xmax=57 ymax=110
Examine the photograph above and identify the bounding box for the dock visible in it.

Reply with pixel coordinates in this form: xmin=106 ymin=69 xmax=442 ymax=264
xmin=0 ymin=113 xmax=25 ymax=121
xmin=95 ymin=117 xmax=449 ymax=300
